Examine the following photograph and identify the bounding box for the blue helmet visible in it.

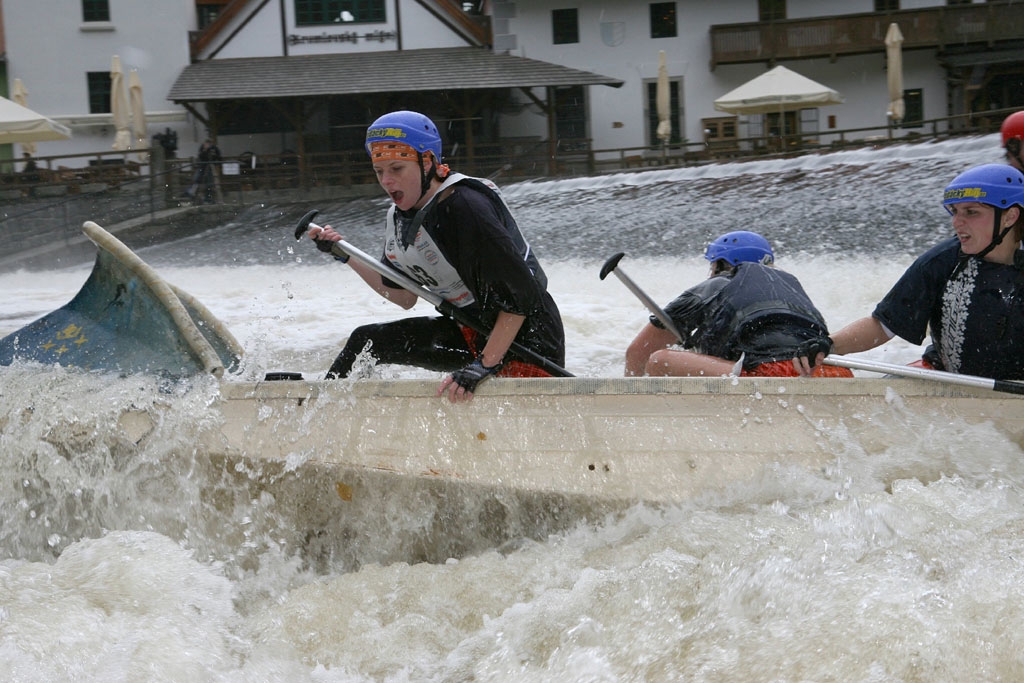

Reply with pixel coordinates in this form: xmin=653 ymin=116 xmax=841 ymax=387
xmin=365 ymin=110 xmax=442 ymax=160
xmin=942 ymin=164 xmax=1024 ymax=214
xmin=704 ymin=231 xmax=774 ymax=266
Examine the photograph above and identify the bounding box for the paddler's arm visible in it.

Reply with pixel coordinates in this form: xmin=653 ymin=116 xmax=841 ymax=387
xmin=347 ymin=258 xmax=417 ymax=309
xmin=830 ymin=316 xmax=893 ymax=355
xmin=311 ymin=225 xmax=417 ymax=309
xmin=478 ymin=310 xmax=525 ymax=368
xmin=438 ymin=310 xmax=525 ymax=403
xmin=625 ymin=323 xmax=679 ymax=377
xmin=793 ymin=316 xmax=894 ymax=375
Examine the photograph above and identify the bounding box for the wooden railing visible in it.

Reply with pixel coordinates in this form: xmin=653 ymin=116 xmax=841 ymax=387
xmin=710 ymin=1 xmax=1024 ymax=68
xmin=0 ymin=106 xmax=1011 ymax=244
xmin=0 ymin=149 xmax=149 ymax=200
xmin=0 ymin=106 xmax=1014 ymax=207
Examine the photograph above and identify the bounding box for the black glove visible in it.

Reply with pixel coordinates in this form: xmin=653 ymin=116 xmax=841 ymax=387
xmin=314 ymin=237 xmax=349 ymax=262
xmin=794 ymin=336 xmax=833 ymax=367
xmin=449 ymin=358 xmax=502 ymax=393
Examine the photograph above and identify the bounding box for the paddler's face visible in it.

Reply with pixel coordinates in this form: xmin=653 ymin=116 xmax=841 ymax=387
xmin=948 ymin=201 xmax=993 ymax=255
xmin=373 ymin=158 xmax=426 ymax=211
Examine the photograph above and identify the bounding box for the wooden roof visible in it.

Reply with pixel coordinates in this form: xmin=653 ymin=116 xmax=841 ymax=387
xmin=169 ymin=47 xmax=623 ymax=102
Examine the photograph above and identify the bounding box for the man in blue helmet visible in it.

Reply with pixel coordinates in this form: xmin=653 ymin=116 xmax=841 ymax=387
xmin=795 ymin=163 xmax=1024 ymax=380
xmin=306 ymin=110 xmax=565 ymax=402
xmin=625 ymin=231 xmax=851 ymax=378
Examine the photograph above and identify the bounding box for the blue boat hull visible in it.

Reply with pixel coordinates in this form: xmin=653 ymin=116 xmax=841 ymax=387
xmin=0 ymin=222 xmax=242 ymax=377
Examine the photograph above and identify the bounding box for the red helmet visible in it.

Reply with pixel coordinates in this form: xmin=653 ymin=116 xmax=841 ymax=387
xmin=1001 ymin=110 xmax=1024 ymax=148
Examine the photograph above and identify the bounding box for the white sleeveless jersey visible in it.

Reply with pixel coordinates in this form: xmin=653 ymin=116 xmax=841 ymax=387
xmin=381 ymin=173 xmax=532 ymax=309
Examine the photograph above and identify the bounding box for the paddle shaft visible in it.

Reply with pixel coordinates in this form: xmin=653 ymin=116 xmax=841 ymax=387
xmin=599 ymin=252 xmax=684 ymax=343
xmin=296 ymin=211 xmax=573 ymax=378
xmin=823 ymin=357 xmax=1024 ymax=395
xmin=599 ymin=252 xmax=746 ymax=375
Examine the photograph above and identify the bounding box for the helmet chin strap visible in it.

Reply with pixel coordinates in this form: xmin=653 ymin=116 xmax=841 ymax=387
xmin=974 ymin=207 xmax=1013 ymax=261
xmin=414 ymin=152 xmax=439 ymax=206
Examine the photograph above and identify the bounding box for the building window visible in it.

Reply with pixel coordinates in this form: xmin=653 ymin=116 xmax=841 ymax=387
xmin=552 ymin=8 xmax=579 ymax=45
xmin=197 ymin=3 xmax=223 ymax=29
xmin=646 ymin=80 xmax=683 ymax=146
xmin=87 ymin=72 xmax=112 ymax=114
xmin=703 ymin=117 xmax=738 ymax=145
xmin=295 ymin=0 xmax=385 ymax=26
xmin=747 ymin=111 xmax=796 ymax=139
xmin=799 ymin=108 xmax=820 ymax=140
xmin=555 ymin=86 xmax=587 ymax=149
xmin=82 ymin=0 xmax=110 ymax=22
xmin=758 ymin=0 xmax=786 ymax=21
xmin=650 ymin=3 xmax=677 ymax=39
xmin=903 ymin=88 xmax=923 ymax=128
xmin=874 ymin=0 xmax=899 ymax=10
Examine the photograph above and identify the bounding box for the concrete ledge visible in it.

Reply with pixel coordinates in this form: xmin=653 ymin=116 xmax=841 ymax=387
xmin=34 ymin=185 xmax=68 ymax=197
xmin=0 ymin=204 xmax=245 ymax=272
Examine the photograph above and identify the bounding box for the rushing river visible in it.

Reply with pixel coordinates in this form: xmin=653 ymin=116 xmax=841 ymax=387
xmin=2 ymin=134 xmax=1024 ymax=681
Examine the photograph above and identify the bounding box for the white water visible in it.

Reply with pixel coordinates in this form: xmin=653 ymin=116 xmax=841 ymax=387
xmin=3 ymin=135 xmax=1024 ymax=681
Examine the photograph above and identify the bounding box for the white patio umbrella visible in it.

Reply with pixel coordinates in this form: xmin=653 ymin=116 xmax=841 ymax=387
xmin=656 ymin=50 xmax=671 ymax=146
xmin=714 ymin=65 xmax=844 ymax=115
xmin=885 ymin=22 xmax=905 ymax=122
xmin=0 ymin=95 xmax=71 ymax=145
xmin=11 ymin=78 xmax=36 ymax=155
xmin=110 ymin=55 xmax=131 ymax=152
xmin=714 ymin=65 xmax=843 ymax=146
xmin=128 ymin=69 xmax=147 ymax=158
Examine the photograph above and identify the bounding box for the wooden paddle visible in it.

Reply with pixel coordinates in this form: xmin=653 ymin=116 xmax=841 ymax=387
xmin=294 ymin=210 xmax=574 ymax=378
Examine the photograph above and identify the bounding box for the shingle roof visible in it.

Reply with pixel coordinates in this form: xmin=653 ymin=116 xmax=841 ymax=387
xmin=169 ymin=47 xmax=623 ymax=102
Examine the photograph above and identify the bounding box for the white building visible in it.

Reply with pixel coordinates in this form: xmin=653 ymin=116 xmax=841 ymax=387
xmin=2 ymin=0 xmax=1021 ymax=172
xmin=2 ymin=0 xmax=194 ymax=164
xmin=498 ymin=0 xmax=1023 ymax=153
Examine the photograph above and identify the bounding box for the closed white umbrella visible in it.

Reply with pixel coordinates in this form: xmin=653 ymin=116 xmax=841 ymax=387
xmin=885 ymin=22 xmax=905 ymax=123
xmin=11 ymin=78 xmax=36 ymax=155
xmin=110 ymin=55 xmax=131 ymax=152
xmin=656 ymin=50 xmax=671 ymax=146
xmin=128 ymin=69 xmax=147 ymax=158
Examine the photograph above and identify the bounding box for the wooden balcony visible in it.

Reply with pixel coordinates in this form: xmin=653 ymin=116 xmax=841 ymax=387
xmin=710 ymin=1 xmax=1024 ymax=69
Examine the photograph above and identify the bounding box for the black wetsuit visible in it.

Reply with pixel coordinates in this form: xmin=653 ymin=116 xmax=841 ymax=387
xmin=327 ymin=178 xmax=564 ymax=378
xmin=653 ymin=263 xmax=830 ymax=371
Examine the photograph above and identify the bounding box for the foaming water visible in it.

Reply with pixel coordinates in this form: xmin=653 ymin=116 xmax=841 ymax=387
xmin=0 ymin=255 xmax=925 ymax=378
xmin=1 ymin=134 xmax=1022 ymax=681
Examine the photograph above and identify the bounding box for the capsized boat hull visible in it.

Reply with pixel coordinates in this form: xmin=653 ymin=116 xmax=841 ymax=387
xmin=0 ymin=221 xmax=242 ymax=376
